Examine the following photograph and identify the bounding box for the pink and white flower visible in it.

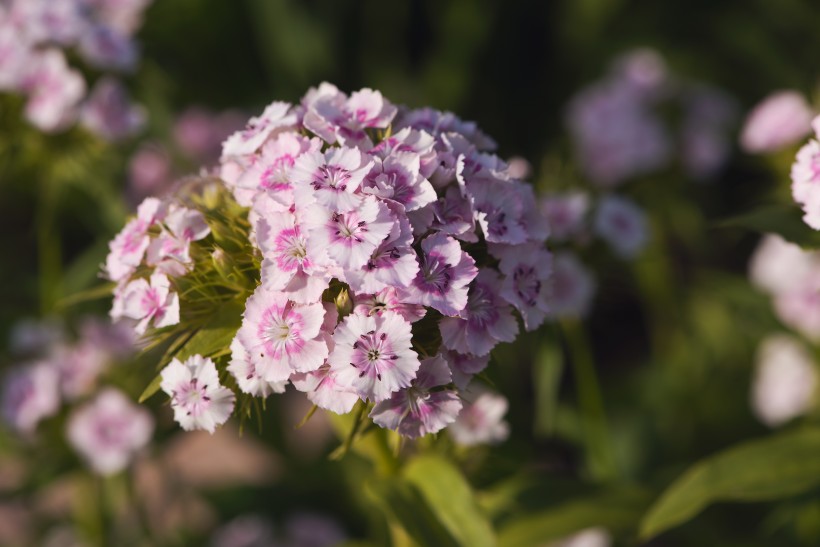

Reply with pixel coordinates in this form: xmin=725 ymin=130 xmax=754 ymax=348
xmin=449 ymin=386 xmax=510 ymax=446
xmin=403 ymin=233 xmax=478 ymax=316
xmin=66 ymin=388 xmax=153 ymax=475
xmin=364 ymin=153 xmax=436 ymax=212
xmin=235 ymin=287 xmax=328 ymax=382
xmin=492 ymin=243 xmax=553 ymax=331
xmin=221 ymin=101 xmax=298 ymax=159
xmin=443 ymin=351 xmax=490 ymax=389
xmin=111 ymin=273 xmax=180 ymax=335
xmin=329 ymin=311 xmax=419 ymax=402
xmin=257 ymin=210 xmax=329 ymax=303
xmin=752 ymin=335 xmax=817 ymax=427
xmin=352 ymin=287 xmax=426 ymax=324
xmin=227 ymin=337 xmax=288 ymax=398
xmin=303 ymin=84 xmax=397 ymax=147
xmin=160 ymin=354 xmax=235 ymax=433
xmin=21 ymin=49 xmax=85 ymax=132
xmin=104 ymin=217 xmax=151 ymax=282
xmin=370 ymin=354 xmax=462 ymax=438
xmin=291 ymin=364 xmax=359 ymax=415
xmin=303 ymin=196 xmax=394 ymax=272
xmin=291 ymin=146 xmax=374 ymax=212
xmin=439 ymin=270 xmax=519 ymax=356
xmin=791 ymin=123 xmax=820 ymax=230
xmin=237 ymin=132 xmax=322 ymax=200
xmin=740 ymin=90 xmax=813 ymax=154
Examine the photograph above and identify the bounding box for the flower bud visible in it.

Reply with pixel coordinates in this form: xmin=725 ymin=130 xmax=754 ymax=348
xmin=335 ymin=287 xmax=353 ymax=318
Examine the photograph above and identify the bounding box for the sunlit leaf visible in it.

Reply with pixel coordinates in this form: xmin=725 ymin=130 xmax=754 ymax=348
xmin=403 ymin=455 xmax=495 ymax=547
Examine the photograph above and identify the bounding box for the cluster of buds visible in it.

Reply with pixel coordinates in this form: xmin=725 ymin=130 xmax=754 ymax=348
xmin=0 ymin=0 xmax=149 ymax=136
xmin=104 ymin=83 xmax=549 ymax=440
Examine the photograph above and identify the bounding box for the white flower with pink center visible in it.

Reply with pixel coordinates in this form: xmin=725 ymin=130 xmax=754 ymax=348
xmin=66 ymin=388 xmax=153 ymax=475
xmin=492 ymin=243 xmax=553 ymax=331
xmin=258 ymin=211 xmax=329 ymax=304
xmin=236 ymin=287 xmax=328 ymax=383
xmin=227 ymin=337 xmax=287 ymax=398
xmin=593 ymin=195 xmax=648 ymax=259
xmin=111 ymin=272 xmax=180 ymax=335
xmin=343 ymin=203 xmax=418 ymax=294
xmin=291 ymin=146 xmax=374 ymax=212
xmin=237 ymin=132 xmax=322 ymax=198
xmin=303 ymin=196 xmax=394 ymax=272
xmin=303 ymin=84 xmax=397 ymax=147
xmin=370 ymin=127 xmax=438 ymax=178
xmin=353 ymin=287 xmax=426 ymax=324
xmin=365 ymin=153 xmax=436 ymax=212
xmin=145 ymin=232 xmax=191 ymax=277
xmin=291 ymin=364 xmax=359 ymax=415
xmin=160 ymin=354 xmax=235 ymax=433
xmin=449 ymin=385 xmax=510 ymax=446
xmin=403 ymin=233 xmax=477 ymax=316
xmin=329 ymin=311 xmax=419 ymax=402
xmin=370 ymin=354 xmax=462 ymax=438
xmin=222 ymin=101 xmax=298 ymax=159
xmin=1 ymin=361 xmax=60 ymax=434
xmin=440 ymin=269 xmax=519 ymax=356
xmin=165 ymin=206 xmax=211 ymax=242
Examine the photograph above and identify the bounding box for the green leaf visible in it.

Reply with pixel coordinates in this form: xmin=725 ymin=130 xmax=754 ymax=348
xmin=640 ymin=427 xmax=820 ymax=540
xmin=718 ymin=204 xmax=820 ymax=249
xmin=497 ymin=486 xmax=650 ymax=547
xmin=366 ymin=478 xmax=461 ymax=547
xmin=175 ymin=301 xmax=244 ymax=361
xmin=403 ymin=455 xmax=495 ymax=547
xmin=138 ymin=374 xmax=163 ymax=404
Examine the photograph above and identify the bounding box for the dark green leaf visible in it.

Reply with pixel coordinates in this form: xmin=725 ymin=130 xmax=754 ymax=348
xmin=717 ymin=204 xmax=820 ymax=249
xmin=138 ymin=374 xmax=163 ymax=404
xmin=640 ymin=427 xmax=820 ymax=540
xmin=176 ymin=301 xmax=244 ymax=360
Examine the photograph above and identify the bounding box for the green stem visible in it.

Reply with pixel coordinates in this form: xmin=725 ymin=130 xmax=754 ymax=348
xmin=561 ymin=319 xmax=618 ymax=481
xmin=36 ymin=178 xmax=61 ymax=315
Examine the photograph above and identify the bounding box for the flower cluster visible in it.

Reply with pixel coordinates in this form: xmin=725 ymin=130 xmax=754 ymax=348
xmin=566 ymin=48 xmax=737 ymax=185
xmin=791 ymin=115 xmax=820 ymax=230
xmin=1 ymin=318 xmax=151 ymax=474
xmin=108 ymin=83 xmax=548 ymax=440
xmin=106 ymin=196 xmax=212 ymax=334
xmin=219 ymin=83 xmax=549 ymax=439
xmin=0 ymin=0 xmax=149 ymax=136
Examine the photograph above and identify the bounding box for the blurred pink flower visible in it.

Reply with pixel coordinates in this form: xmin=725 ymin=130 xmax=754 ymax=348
xmin=752 ymin=335 xmax=817 ymax=427
xmin=740 ymin=90 xmax=814 ymax=153
xmin=80 ymin=77 xmax=145 ymax=140
xmin=548 ymin=252 xmax=596 ymax=319
xmin=449 ymin=385 xmax=509 ymax=446
xmin=593 ymin=195 xmax=648 ymax=259
xmin=66 ymin=388 xmax=153 ymax=475
xmin=1 ymin=362 xmax=61 ymax=434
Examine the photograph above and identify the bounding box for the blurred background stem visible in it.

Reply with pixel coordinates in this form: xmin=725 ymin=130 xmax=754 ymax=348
xmin=36 ymin=178 xmax=61 ymax=316
xmin=561 ymin=319 xmax=618 ymax=481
